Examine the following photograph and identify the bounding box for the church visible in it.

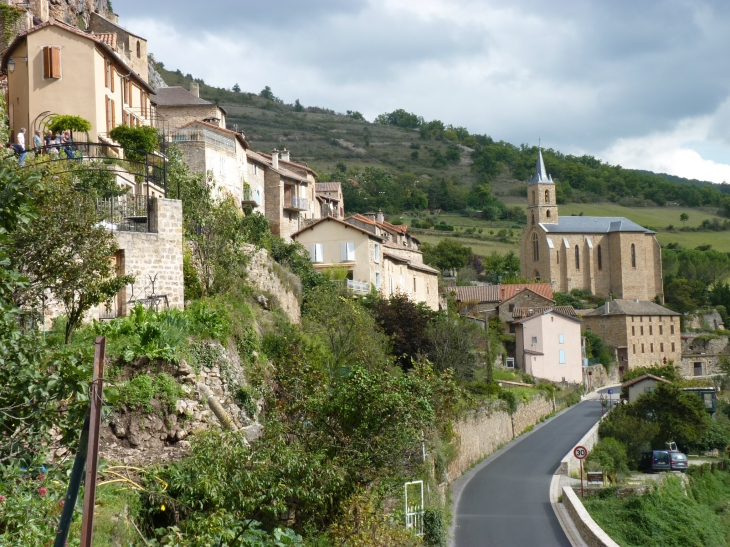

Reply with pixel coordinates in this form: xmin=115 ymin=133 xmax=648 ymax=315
xmin=519 ymin=150 xmax=664 ymax=302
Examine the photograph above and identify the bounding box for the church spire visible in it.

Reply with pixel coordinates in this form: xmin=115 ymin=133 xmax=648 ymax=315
xmin=529 ymin=148 xmax=554 ymax=185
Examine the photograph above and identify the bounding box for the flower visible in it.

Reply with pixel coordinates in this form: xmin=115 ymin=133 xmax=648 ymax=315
xmin=0 ymin=496 xmax=5 ymax=503
xmin=37 ymin=474 xmax=45 ymax=481
xmin=59 ymin=500 xmax=65 ymax=507
xmin=37 ymin=487 xmax=47 ymax=497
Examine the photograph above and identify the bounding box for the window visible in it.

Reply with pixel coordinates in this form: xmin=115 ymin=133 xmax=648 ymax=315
xmin=123 ymin=79 xmax=128 ymax=105
xmin=641 ymin=344 xmax=645 ymax=353
xmin=671 ymin=342 xmax=675 ymax=352
xmin=649 ymin=326 xmax=653 ymax=335
xmin=575 ymin=245 xmax=580 ymax=270
xmin=559 ymin=333 xmax=564 ymax=344
xmin=632 ymin=326 xmax=635 ymax=335
xmin=660 ymin=343 xmax=664 ymax=352
xmin=532 ymin=190 xmax=535 ymax=204
xmin=531 ymin=336 xmax=538 ymax=344
xmin=375 ymin=272 xmax=381 ymax=290
xmin=631 ymin=243 xmax=636 ymax=267
xmin=644 ymin=387 xmax=654 ymax=393
xmin=105 ymin=96 xmax=112 ymax=133
xmin=111 ymin=99 xmax=116 ymax=128
xmin=546 ymin=209 xmax=551 ymax=218
xmin=597 ymin=245 xmax=602 ymax=270
xmin=545 ymin=189 xmax=550 ymax=203
xmin=532 ymin=233 xmax=539 ymax=261
xmin=670 ymin=325 xmax=675 ymax=334
xmin=374 ymin=243 xmax=380 ymax=263
xmin=559 ymin=350 xmax=566 ymax=364
xmin=557 ymin=251 xmax=559 ymax=264
xmin=42 ymin=46 xmax=61 ymax=79
xmin=650 ymin=343 xmax=654 ymax=352
xmin=136 ymin=40 xmax=141 ymax=58
xmin=640 ymin=326 xmax=644 ymax=335
xmin=340 ymin=242 xmax=355 ymax=261
xmin=531 ymin=213 xmax=535 ymax=226
xmin=389 ymin=276 xmax=394 ymax=294
xmin=659 ymin=325 xmax=663 ymax=335
xmin=633 ymin=344 xmax=636 ymax=354
xmin=252 ymin=164 xmax=259 ymax=176
xmin=129 ymin=83 xmax=134 ymax=108
xmin=694 ymin=362 xmax=703 ymax=376
xmin=508 ymin=304 xmax=515 ymax=312
xmin=309 ymin=243 xmax=323 ymax=263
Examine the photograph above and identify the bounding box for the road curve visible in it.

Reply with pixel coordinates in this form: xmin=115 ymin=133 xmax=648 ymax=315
xmin=454 ymin=400 xmax=602 ymax=547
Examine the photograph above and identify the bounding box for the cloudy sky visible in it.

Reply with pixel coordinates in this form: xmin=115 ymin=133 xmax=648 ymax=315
xmin=118 ymin=0 xmax=730 ymax=183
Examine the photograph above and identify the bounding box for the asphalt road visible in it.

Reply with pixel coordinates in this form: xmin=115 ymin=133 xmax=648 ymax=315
xmin=454 ymin=399 xmax=603 ymax=547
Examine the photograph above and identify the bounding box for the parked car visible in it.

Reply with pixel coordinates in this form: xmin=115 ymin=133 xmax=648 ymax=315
xmin=669 ymin=451 xmax=688 ymax=473
xmin=638 ymin=450 xmax=671 ymax=473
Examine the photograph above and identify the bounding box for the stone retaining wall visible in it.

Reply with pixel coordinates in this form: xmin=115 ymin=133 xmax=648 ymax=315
xmin=243 ymin=244 xmax=301 ymax=324
xmin=583 ymin=364 xmax=620 ymax=392
xmin=446 ymin=395 xmax=555 ymax=481
xmin=562 ymin=486 xmax=620 ymax=547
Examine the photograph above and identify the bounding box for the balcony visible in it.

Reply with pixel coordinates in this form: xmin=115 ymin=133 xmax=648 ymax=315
xmin=96 ymin=196 xmax=153 ymax=233
xmin=346 ymin=279 xmax=370 ymax=294
xmin=283 ymin=196 xmax=309 ymax=212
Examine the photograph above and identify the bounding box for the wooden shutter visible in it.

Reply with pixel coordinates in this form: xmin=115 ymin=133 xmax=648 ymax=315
xmin=43 ymin=46 xmax=52 ymax=78
xmin=43 ymin=46 xmax=61 ymax=79
xmin=104 ymin=60 xmax=110 ymax=88
xmin=129 ymin=83 xmax=134 ymax=107
xmin=110 ymin=66 xmax=115 ymax=92
xmin=105 ymin=96 xmax=111 ymax=133
xmin=111 ymin=99 xmax=116 ymax=128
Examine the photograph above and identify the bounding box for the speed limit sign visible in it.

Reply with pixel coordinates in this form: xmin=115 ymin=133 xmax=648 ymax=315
xmin=574 ymin=446 xmax=588 ymax=460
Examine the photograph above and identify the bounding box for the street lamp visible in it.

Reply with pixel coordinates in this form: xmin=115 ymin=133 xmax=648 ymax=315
xmin=7 ymin=58 xmax=15 ymax=73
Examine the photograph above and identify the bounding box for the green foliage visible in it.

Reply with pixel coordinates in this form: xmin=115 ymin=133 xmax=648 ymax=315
xmin=426 ymin=314 xmax=484 ymax=380
xmin=663 ymin=247 xmax=730 ymax=286
xmin=259 ymin=85 xmax=283 ymax=103
xmin=421 ymin=238 xmax=473 ymax=271
xmin=108 ymin=124 xmax=159 ymax=163
xmin=583 ymin=475 xmax=729 ymax=547
xmin=375 ymin=108 xmax=424 ymax=129
xmin=583 ymin=330 xmax=614 ymax=367
xmin=585 ymin=438 xmax=629 ymax=482
xmin=423 ymin=508 xmax=446 ymax=547
xmin=117 ymin=372 xmax=182 ymax=413
xmin=687 ymin=415 xmax=730 ymax=454
xmin=599 ymin=404 xmax=661 ymax=466
xmin=620 ymin=363 xmax=680 ymax=383
xmin=46 ymin=114 xmax=91 ymax=134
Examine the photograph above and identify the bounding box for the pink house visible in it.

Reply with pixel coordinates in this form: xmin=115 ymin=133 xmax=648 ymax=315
xmin=514 ymin=309 xmax=582 ymax=383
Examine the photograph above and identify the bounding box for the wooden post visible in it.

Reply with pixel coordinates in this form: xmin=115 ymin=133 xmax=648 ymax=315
xmin=80 ymin=336 xmax=106 ymax=547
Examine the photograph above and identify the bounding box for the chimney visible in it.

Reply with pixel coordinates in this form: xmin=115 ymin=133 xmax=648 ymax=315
xmin=190 ymin=82 xmax=200 ymax=97
xmin=281 ymin=148 xmax=290 ymax=162
xmin=606 ymin=301 xmax=609 ymax=314
xmin=271 ymin=149 xmax=279 ymax=170
xmin=377 ymin=210 xmax=384 ymax=223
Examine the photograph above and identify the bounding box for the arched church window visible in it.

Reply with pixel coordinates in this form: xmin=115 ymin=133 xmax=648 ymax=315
xmin=545 ymin=189 xmax=550 ymax=203
xmin=631 ymin=244 xmax=636 ymax=267
xmin=534 ymin=271 xmax=541 ymax=281
xmin=575 ymin=245 xmax=580 ymax=270
xmin=557 ymin=251 xmax=559 ymax=264
xmin=533 ymin=233 xmax=539 ymax=261
xmin=531 ymin=213 xmax=535 ymax=225
xmin=532 ymin=191 xmax=535 ymax=204
xmin=546 ymin=209 xmax=551 ymax=218
xmin=597 ymin=245 xmax=602 ymax=270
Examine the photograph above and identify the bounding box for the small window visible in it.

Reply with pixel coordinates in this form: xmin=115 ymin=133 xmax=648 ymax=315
xmin=136 ymin=40 xmax=141 ymax=58
xmin=559 ymin=349 xmax=566 ymax=364
xmin=671 ymin=342 xmax=675 ymax=352
xmin=660 ymin=342 xmax=664 ymax=352
xmin=531 ymin=213 xmax=535 ymax=226
xmin=559 ymin=333 xmax=564 ymax=344
xmin=597 ymin=245 xmax=602 ymax=270
xmin=532 ymin=233 xmax=539 ymax=261
xmin=375 ymin=272 xmax=381 ymax=290
xmin=374 ymin=243 xmax=380 ymax=263
xmin=575 ymin=245 xmax=580 ymax=270
xmin=309 ymin=243 xmax=323 ymax=263
xmin=546 ymin=209 xmax=551 ymax=218
xmin=632 ymin=326 xmax=635 ymax=336
xmin=545 ymin=189 xmax=550 ymax=203
xmin=531 ymin=336 xmax=538 ymax=344
xmin=650 ymin=343 xmax=654 ymax=352
xmin=556 ymin=251 xmax=559 ymax=264
xmin=644 ymin=387 xmax=654 ymax=393
xmin=340 ymin=242 xmax=355 ymax=261
xmin=659 ymin=325 xmax=663 ymax=335
xmin=641 ymin=344 xmax=645 ymax=353
xmin=633 ymin=344 xmax=636 ymax=354
xmin=649 ymin=326 xmax=653 ymax=335
xmin=631 ymin=243 xmax=636 ymax=267
xmin=43 ymin=46 xmax=61 ymax=79
xmin=508 ymin=304 xmax=515 ymax=312
xmin=640 ymin=326 xmax=644 ymax=335
xmin=694 ymin=362 xmax=703 ymax=376
xmin=670 ymin=325 xmax=675 ymax=334
xmin=509 ymin=324 xmax=516 ymax=333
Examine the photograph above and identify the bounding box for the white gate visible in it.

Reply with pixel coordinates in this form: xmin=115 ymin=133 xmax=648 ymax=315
xmin=404 ymin=480 xmax=424 ymax=536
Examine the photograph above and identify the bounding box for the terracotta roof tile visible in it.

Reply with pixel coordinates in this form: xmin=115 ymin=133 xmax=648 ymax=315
xmin=452 ymin=283 xmax=554 ymax=303
xmin=499 ymin=283 xmax=554 ymax=301
xmin=290 ymin=216 xmax=384 ymax=240
xmin=622 ymin=374 xmax=672 ymax=389
xmin=512 ymin=306 xmax=577 ymax=319
xmin=92 ymin=32 xmax=116 ymax=49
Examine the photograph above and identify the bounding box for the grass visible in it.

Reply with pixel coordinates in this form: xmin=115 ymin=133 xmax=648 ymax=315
xmin=416 ymin=233 xmax=519 ymax=256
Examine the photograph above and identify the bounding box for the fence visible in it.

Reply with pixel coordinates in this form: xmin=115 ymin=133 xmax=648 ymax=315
xmin=96 ymin=196 xmax=152 ymax=233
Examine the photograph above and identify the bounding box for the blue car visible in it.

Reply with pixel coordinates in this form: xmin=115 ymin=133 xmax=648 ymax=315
xmin=639 ymin=450 xmax=671 ymax=473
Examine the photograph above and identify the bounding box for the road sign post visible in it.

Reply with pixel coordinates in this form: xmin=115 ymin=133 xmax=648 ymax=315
xmin=574 ymin=445 xmax=588 ymax=498
xmin=608 ymin=388 xmax=613 ymax=409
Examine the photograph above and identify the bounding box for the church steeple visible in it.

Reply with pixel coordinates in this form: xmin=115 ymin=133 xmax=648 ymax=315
xmin=527 ymin=147 xmax=558 ymax=225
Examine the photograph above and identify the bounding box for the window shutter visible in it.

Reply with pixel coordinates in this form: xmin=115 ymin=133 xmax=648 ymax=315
xmin=374 ymin=244 xmax=380 ymax=263
xmin=340 ymin=243 xmax=347 ymax=261
xmin=111 ymin=99 xmax=116 ymax=128
xmin=110 ymin=66 xmax=115 ymax=92
xmin=50 ymin=47 xmax=61 ymax=78
xmin=310 ymin=244 xmax=316 ymax=262
xmin=104 ymin=60 xmax=109 ymax=88
xmin=105 ymin=96 xmax=110 ymax=133
xmin=129 ymin=83 xmax=134 ymax=107
xmin=43 ymin=46 xmax=52 ymax=78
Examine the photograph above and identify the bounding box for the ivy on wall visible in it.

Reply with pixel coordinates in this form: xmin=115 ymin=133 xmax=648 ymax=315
xmin=0 ymin=4 xmax=23 ymax=47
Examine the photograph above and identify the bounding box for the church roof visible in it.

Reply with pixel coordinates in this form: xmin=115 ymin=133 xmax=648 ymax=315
xmin=540 ymin=216 xmax=656 ymax=234
xmin=583 ymin=300 xmax=679 ymax=317
xmin=529 ymin=148 xmax=553 ymax=185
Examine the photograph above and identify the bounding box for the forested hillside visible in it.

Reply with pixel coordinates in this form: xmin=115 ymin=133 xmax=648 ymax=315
xmin=155 ymin=60 xmax=730 ymax=220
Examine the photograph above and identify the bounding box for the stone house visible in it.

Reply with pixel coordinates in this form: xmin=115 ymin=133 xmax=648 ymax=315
xmin=621 ymin=374 xmax=671 ymax=404
xmin=291 ymin=215 xmax=440 ymax=310
xmin=88 ymin=11 xmax=148 ymax=83
xmin=514 ymin=309 xmax=582 ymax=383
xmin=520 ymin=149 xmax=663 ymax=301
xmin=2 ymin=19 xmax=155 ymax=143
xmin=450 ymin=283 xmax=554 ymax=324
xmin=170 ymin=119 xmax=253 ymax=209
xmin=582 ymin=299 xmax=681 ymax=373
xmin=315 ymin=182 xmax=344 ymax=219
xmin=679 ymin=333 xmax=730 ymax=378
xmin=152 ymin=83 xmax=227 ymax=131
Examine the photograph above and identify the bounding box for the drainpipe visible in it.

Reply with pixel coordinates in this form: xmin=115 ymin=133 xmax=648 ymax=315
xmin=197 ymin=383 xmax=237 ymax=431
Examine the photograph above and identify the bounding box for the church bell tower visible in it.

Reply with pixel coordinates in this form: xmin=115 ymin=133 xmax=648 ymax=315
xmin=527 ymin=148 xmax=558 ymax=225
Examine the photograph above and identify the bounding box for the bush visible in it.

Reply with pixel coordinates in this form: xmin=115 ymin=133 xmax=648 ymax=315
xmin=423 ymin=508 xmax=447 ymax=547
xmin=585 ymin=438 xmax=629 ymax=483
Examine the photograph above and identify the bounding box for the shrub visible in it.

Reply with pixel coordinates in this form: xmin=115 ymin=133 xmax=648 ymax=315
xmin=423 ymin=508 xmax=447 ymax=547
xmin=585 ymin=438 xmax=629 ymax=483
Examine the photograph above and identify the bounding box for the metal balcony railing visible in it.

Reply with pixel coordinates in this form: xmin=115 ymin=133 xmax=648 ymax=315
xmin=346 ymin=279 xmax=370 ymax=294
xmin=96 ymin=196 xmax=152 ymax=233
xmin=284 ymin=196 xmax=308 ymax=211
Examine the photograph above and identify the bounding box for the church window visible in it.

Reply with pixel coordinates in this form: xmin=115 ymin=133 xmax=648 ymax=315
xmin=574 ymin=246 xmax=580 ymax=270
xmin=532 ymin=233 xmax=539 ymax=261
xmin=546 ymin=209 xmax=551 ymax=218
xmin=534 ymin=270 xmax=541 ymax=281
xmin=545 ymin=189 xmax=550 ymax=203
xmin=531 ymin=213 xmax=535 ymax=225
xmin=556 ymin=251 xmax=559 ymax=264
xmin=631 ymin=244 xmax=636 ymax=267
xmin=632 ymin=326 xmax=635 ymax=335
xmin=532 ymin=191 xmax=536 ymax=204
xmin=633 ymin=344 xmax=636 ymax=354
xmin=597 ymin=245 xmax=602 ymax=270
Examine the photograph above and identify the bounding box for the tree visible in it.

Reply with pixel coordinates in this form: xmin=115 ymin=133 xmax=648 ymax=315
xmin=46 ymin=114 xmax=91 ymax=136
xmin=232 ymin=83 xmax=241 ymax=93
xmin=680 ymin=212 xmax=689 ymax=226
xmin=426 ymin=315 xmax=482 ymax=379
xmin=294 ymin=99 xmax=304 ymax=112
xmin=108 ymin=124 xmax=159 ymax=163
xmin=9 ymin=178 xmax=133 ymax=343
xmin=259 ymin=85 xmax=281 ymax=103
xmin=421 ymin=238 xmax=473 ymax=271
xmin=598 ymin=404 xmax=660 ymax=466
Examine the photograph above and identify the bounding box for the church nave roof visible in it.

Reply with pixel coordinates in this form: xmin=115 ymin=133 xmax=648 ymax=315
xmin=539 ymin=216 xmax=655 ymax=234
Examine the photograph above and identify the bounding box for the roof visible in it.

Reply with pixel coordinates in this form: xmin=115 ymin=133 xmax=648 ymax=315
xmin=622 ymin=374 xmax=672 ymax=389
xmin=256 ymin=151 xmax=317 ymax=177
xmin=245 ymin=150 xmax=310 ymax=184
xmin=1 ymin=19 xmax=154 ymax=93
xmin=290 ymin=215 xmax=385 ymax=241
xmin=512 ymin=306 xmax=577 ymax=319
xmin=91 ymin=32 xmax=116 ymax=49
xmin=316 ymin=182 xmax=342 ymax=192
xmin=541 ymin=216 xmax=655 ymax=234
xmin=151 ymin=86 xmax=211 ymax=106
xmin=529 ymin=148 xmax=553 ymax=185
xmin=452 ymin=283 xmax=554 ymax=303
xmin=175 ymin=119 xmax=249 ymax=149
xmin=383 ymin=251 xmax=439 ymax=275
xmin=452 ymin=285 xmax=500 ymax=303
xmin=90 ymin=12 xmax=146 ymax=41
xmin=583 ymin=300 xmax=680 ymax=318
xmin=516 ymin=308 xmax=582 ymax=325
xmin=499 ymin=283 xmax=554 ymax=302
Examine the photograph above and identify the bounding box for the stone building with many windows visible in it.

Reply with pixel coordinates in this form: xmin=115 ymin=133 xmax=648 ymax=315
xmin=582 ymin=299 xmax=681 ymax=373
xmin=519 ymin=149 xmax=663 ymax=301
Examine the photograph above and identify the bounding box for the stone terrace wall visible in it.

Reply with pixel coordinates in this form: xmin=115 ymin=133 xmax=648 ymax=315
xmin=582 ymin=364 xmax=621 ymax=392
xmin=244 ymin=244 xmax=301 ymax=324
xmin=446 ymin=395 xmax=555 ymax=481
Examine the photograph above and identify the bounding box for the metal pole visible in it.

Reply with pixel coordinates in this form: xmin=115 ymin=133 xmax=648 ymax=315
xmin=80 ymin=336 xmax=106 ymax=547
xmin=54 ymin=413 xmax=90 ymax=547
xmin=580 ymin=459 xmax=584 ymax=499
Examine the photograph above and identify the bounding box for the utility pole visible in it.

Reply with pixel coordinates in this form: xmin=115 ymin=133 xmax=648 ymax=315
xmin=485 ymin=309 xmax=493 ymax=384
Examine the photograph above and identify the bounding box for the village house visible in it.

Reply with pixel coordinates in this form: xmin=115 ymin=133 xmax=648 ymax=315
xmin=87 ymin=11 xmax=148 ymax=83
xmin=520 ymin=149 xmax=663 ymax=301
xmin=291 ymin=213 xmax=440 ymax=310
xmin=513 ymin=308 xmax=582 ymax=383
xmin=621 ymin=374 xmax=671 ymax=403
xmin=450 ymin=283 xmax=555 ymax=327
xmin=2 ymin=19 xmax=155 ymax=144
xmin=315 ymin=182 xmax=344 ymax=219
xmin=152 ymin=83 xmax=227 ymax=131
xmin=582 ymin=299 xmax=681 ymax=374
xmin=679 ymin=333 xmax=730 ymax=378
